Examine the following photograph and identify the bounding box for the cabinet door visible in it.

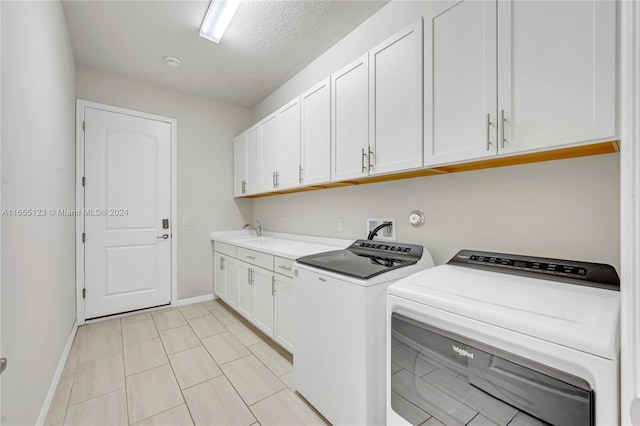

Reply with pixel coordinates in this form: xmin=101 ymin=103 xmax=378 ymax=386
xmin=424 ymin=0 xmax=497 ymax=166
xmin=246 ymin=125 xmax=262 ymax=195
xmin=261 ymin=113 xmax=279 ymax=192
xmin=224 ymin=256 xmax=238 ymax=308
xmin=369 ymin=20 xmax=423 ymax=175
xmin=274 ymin=273 xmax=294 ymax=353
xmin=497 ymin=0 xmax=616 ymax=154
xmin=237 ymin=262 xmax=254 ymax=320
xmin=278 ymin=98 xmax=302 ymax=190
xmin=301 ymin=78 xmax=331 ymax=185
xmin=252 ymin=266 xmax=274 ymax=337
xmin=233 ymin=133 xmax=248 ymax=197
xmin=331 ymin=53 xmax=369 ymax=181
xmin=213 ymin=252 xmax=226 ymax=300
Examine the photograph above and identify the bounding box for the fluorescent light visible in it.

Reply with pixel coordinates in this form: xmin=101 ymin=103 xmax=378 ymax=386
xmin=200 ymin=0 xmax=241 ymax=43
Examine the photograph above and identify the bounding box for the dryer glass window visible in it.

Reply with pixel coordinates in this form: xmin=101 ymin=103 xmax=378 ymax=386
xmin=390 ymin=313 xmax=594 ymax=426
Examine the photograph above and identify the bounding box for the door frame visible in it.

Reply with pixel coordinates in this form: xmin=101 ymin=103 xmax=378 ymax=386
xmin=75 ymin=100 xmax=178 ymax=325
xmin=620 ymin=1 xmax=640 ymax=424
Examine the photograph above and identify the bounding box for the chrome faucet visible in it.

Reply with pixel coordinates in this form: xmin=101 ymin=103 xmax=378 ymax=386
xmin=242 ymin=220 xmax=262 ymax=237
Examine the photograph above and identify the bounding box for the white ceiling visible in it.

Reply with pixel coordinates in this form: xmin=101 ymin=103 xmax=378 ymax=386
xmin=62 ymin=0 xmax=388 ymax=108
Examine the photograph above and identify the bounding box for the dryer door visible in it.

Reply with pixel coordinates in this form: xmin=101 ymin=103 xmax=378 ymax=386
xmin=390 ymin=313 xmax=594 ymax=426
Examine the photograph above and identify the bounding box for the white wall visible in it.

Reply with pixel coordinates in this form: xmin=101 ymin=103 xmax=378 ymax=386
xmin=252 ymin=0 xmax=621 ymax=270
xmin=1 ymin=1 xmax=77 ymax=424
xmin=76 ymin=64 xmax=254 ymax=299
xmin=253 ymin=154 xmax=620 ymax=269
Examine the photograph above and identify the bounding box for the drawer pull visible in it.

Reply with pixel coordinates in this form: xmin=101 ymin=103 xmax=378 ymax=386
xmin=278 ymin=265 xmax=292 ymax=271
xmin=319 ymin=277 xmax=327 ymax=282
xmin=246 ymin=255 xmax=256 ymax=260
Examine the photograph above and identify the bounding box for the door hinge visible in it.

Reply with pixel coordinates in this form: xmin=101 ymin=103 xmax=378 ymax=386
xmin=82 ymin=176 xmax=86 ymax=187
xmin=82 ymin=288 xmax=86 ymax=299
xmin=82 ymin=232 xmax=86 ymax=243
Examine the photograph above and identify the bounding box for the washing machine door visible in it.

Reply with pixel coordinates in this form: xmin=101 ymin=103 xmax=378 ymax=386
xmin=390 ymin=313 xmax=594 ymax=426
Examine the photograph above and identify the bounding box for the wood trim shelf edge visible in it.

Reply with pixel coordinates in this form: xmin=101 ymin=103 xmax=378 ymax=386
xmin=239 ymin=141 xmax=620 ymax=199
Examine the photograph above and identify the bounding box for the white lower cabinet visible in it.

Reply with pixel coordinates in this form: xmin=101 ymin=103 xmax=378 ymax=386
xmin=238 ymin=260 xmax=276 ymax=338
xmin=252 ymin=266 xmax=275 ymax=336
xmin=214 ymin=252 xmax=238 ymax=308
xmin=237 ymin=261 xmax=255 ymax=320
xmin=214 ymin=245 xmax=293 ymax=353
xmin=274 ymin=273 xmax=294 ymax=353
xmin=274 ymin=256 xmax=295 ymax=352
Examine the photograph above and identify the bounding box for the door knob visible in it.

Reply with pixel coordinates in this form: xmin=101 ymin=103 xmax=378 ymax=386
xmin=157 ymin=234 xmax=169 ymax=240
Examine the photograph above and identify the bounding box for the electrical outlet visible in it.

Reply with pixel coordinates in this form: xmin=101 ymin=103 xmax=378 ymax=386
xmin=366 ymin=218 xmax=396 ymax=241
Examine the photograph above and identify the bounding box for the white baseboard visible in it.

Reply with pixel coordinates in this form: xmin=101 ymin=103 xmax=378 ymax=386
xmin=36 ymin=321 xmax=78 ymax=426
xmin=175 ymin=293 xmax=215 ymax=306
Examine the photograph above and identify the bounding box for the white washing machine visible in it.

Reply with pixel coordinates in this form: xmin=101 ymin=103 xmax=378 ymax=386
xmin=387 ymin=250 xmax=620 ymax=426
xmin=293 ymin=240 xmax=435 ymax=425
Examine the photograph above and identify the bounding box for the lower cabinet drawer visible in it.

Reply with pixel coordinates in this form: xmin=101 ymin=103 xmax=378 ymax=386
xmin=274 ymin=257 xmax=294 ymax=278
xmin=215 ymin=242 xmax=236 ymax=257
xmin=237 ymin=247 xmax=273 ymax=270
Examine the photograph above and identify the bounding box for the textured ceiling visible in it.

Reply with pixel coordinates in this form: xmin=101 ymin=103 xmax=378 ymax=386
xmin=62 ymin=0 xmax=388 ymax=108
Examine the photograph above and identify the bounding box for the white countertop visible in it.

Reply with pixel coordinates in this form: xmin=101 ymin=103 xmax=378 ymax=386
xmin=210 ymin=230 xmax=352 ymax=259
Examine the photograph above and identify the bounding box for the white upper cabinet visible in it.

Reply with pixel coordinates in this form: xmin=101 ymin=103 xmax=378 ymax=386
xmin=301 ymin=78 xmax=331 ymax=186
xmin=233 ymin=132 xmax=248 ymax=197
xmin=424 ymin=0 xmax=616 ymax=167
xmin=258 ymin=97 xmax=301 ymax=192
xmin=260 ymin=113 xmax=280 ymax=192
xmin=424 ymin=0 xmax=498 ymax=166
xmin=246 ymin=124 xmax=262 ymax=195
xmin=278 ymin=98 xmax=302 ymax=190
xmin=497 ymin=0 xmax=616 ymax=155
xmin=369 ymin=20 xmax=424 ymax=175
xmin=331 ymin=53 xmax=369 ymax=182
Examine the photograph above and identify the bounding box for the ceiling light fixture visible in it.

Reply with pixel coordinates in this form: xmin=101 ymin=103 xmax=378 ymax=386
xmin=199 ymin=0 xmax=241 ymax=44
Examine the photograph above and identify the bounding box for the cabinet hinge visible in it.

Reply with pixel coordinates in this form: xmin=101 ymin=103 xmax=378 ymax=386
xmin=82 ymin=176 xmax=86 ymax=187
xmin=82 ymin=232 xmax=86 ymax=243
xmin=82 ymin=288 xmax=86 ymax=299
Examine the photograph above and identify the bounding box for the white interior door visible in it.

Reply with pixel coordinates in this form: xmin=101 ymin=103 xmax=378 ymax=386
xmin=84 ymin=107 xmax=172 ymax=319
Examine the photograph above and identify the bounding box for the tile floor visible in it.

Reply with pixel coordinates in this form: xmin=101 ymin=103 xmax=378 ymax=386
xmin=44 ymin=299 xmax=328 ymax=426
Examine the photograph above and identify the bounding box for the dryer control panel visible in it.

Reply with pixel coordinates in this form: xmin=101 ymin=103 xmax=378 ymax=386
xmin=449 ymin=249 xmax=619 ymax=290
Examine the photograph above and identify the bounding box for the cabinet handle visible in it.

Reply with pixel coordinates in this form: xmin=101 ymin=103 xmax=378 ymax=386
xmin=220 ymin=257 xmax=224 ymax=271
xmin=486 ymin=113 xmax=493 ymax=151
xmin=246 ymin=255 xmax=255 ymax=260
xmin=368 ymin=149 xmax=373 ymax=171
xmin=272 ymin=276 xmax=276 ymax=295
xmin=319 ymin=277 xmax=326 ymax=282
xmin=500 ymin=109 xmax=506 ymax=149
xmin=272 ymin=172 xmax=276 ymax=188
xmin=299 ymin=165 xmax=303 ymax=184
xmin=278 ymin=265 xmax=292 ymax=271
xmin=276 ymin=172 xmax=280 ymax=188
xmin=361 ymin=148 xmax=366 ymax=173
